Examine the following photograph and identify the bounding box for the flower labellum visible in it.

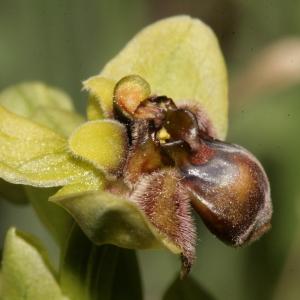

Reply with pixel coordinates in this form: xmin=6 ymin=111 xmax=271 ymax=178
xmin=111 ymin=74 xmax=272 ymax=276
xmin=162 ymin=109 xmax=271 ymax=246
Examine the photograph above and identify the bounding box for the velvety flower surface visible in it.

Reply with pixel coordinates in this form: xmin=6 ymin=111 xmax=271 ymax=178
xmin=0 ymin=16 xmax=272 ymax=279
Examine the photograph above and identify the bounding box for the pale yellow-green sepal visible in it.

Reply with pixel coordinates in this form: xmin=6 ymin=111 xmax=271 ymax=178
xmin=99 ymin=15 xmax=228 ymax=139
xmin=68 ymin=120 xmax=128 ymax=177
xmin=51 ymin=191 xmax=181 ymax=254
xmin=31 ymin=107 xmax=83 ymax=137
xmin=1 ymin=228 xmax=68 ymax=300
xmin=0 ymin=81 xmax=74 ymax=114
xmin=0 ymin=105 xmax=100 ymax=187
xmin=0 ymin=82 xmax=83 ymax=137
xmin=83 ymin=76 xmax=116 ymax=119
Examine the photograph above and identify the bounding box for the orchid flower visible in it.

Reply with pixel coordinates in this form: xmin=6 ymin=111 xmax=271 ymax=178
xmin=0 ymin=15 xmax=272 ymax=284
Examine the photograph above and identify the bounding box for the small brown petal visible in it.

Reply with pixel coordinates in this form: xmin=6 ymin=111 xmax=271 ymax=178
xmin=130 ymin=168 xmax=196 ymax=277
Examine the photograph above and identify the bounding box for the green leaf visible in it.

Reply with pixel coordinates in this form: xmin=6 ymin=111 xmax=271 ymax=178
xmin=110 ymin=247 xmax=143 ymax=300
xmin=0 ymin=82 xmax=83 ymax=137
xmin=51 ymin=191 xmax=180 ymax=253
xmin=0 ymin=180 xmax=28 ymax=205
xmin=163 ymin=276 xmax=215 ymax=300
xmin=60 ymin=224 xmax=143 ymax=300
xmin=68 ymin=120 xmax=128 ymax=177
xmin=25 ymin=187 xmax=73 ymax=246
xmin=0 ymin=105 xmax=103 ymax=187
xmin=1 ymin=228 xmax=68 ymax=300
xmin=98 ymin=15 xmax=228 ymax=139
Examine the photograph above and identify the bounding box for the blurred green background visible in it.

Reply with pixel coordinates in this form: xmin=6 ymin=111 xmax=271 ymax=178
xmin=1 ymin=0 xmax=300 ymax=299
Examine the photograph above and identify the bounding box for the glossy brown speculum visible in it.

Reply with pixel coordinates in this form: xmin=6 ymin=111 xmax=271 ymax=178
xmin=113 ymin=77 xmax=272 ymax=248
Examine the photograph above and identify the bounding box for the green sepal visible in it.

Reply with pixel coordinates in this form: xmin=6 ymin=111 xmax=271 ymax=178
xmin=0 ymin=81 xmax=83 ymax=137
xmin=0 ymin=105 xmax=102 ymax=188
xmin=51 ymin=191 xmax=163 ymax=250
xmin=99 ymin=15 xmax=228 ymax=139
